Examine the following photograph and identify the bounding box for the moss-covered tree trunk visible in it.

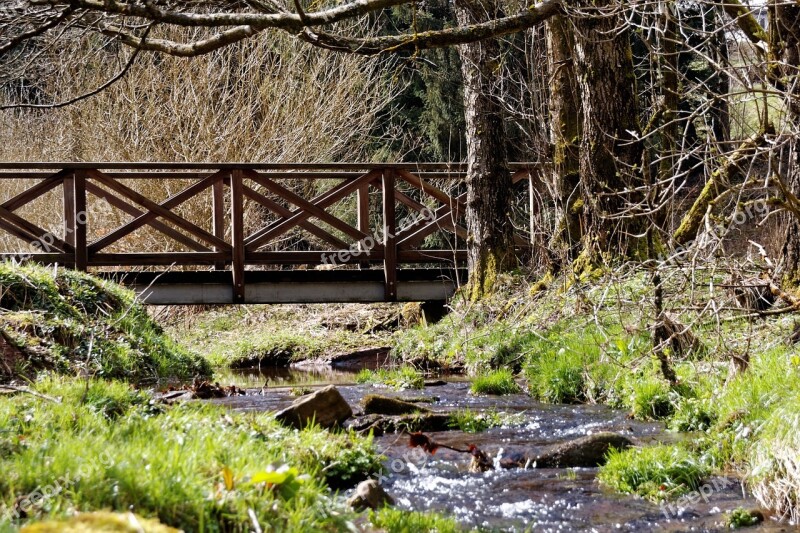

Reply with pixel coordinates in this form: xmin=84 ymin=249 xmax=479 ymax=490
xmin=773 ymin=1 xmax=800 ymax=284
xmin=547 ymin=14 xmax=582 ymax=263
xmin=454 ymin=0 xmax=516 ymax=299
xmin=572 ymin=1 xmax=650 ymax=264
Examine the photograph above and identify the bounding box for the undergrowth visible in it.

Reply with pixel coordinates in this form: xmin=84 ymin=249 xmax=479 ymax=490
xmin=0 ymin=262 xmax=208 ymax=382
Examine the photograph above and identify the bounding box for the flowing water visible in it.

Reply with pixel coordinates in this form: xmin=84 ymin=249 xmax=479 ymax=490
xmin=210 ymin=369 xmax=787 ymax=532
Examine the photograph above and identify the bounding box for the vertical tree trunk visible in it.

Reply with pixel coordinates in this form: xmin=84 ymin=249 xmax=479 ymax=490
xmin=773 ymin=1 xmax=800 ymax=284
xmin=572 ymin=0 xmax=649 ymax=264
xmin=547 ymin=14 xmax=583 ymax=264
xmin=454 ymin=0 xmax=516 ymax=300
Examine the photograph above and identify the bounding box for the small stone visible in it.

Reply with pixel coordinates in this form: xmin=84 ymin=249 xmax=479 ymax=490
xmin=362 ymin=394 xmax=431 ymax=415
xmin=346 ymin=480 xmax=395 ymax=511
xmin=274 ymin=385 xmax=352 ymax=429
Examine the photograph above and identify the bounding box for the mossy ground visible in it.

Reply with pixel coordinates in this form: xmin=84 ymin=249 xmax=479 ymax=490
xmin=393 ymin=265 xmax=800 ymax=519
xmin=165 ymin=303 xmax=399 ymax=369
xmin=0 ymin=263 xmax=208 ymax=383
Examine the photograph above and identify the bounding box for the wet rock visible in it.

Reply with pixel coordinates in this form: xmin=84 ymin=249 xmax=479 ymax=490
xmin=363 ymin=394 xmax=431 ymax=415
xmin=344 ymin=414 xmax=385 ymax=433
xmin=347 ymin=413 xmax=452 ymax=435
xmin=532 ymin=432 xmax=634 ymax=468
xmin=274 ymin=385 xmax=352 ymax=429
xmin=346 ymin=480 xmax=395 ymax=511
xmin=292 ymin=347 xmax=391 ymax=371
xmin=424 ymin=380 xmax=448 ymax=387
xmin=403 ymin=396 xmax=439 ymax=404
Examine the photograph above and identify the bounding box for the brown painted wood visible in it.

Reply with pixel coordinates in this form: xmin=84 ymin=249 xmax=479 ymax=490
xmin=382 ymin=169 xmax=397 ymax=301
xmin=0 ymin=204 xmax=71 ymax=253
xmin=357 ymin=184 xmax=371 ymax=267
xmin=395 ymin=169 xmax=467 ymax=210
xmin=90 ymin=253 xmax=227 ymax=266
xmin=231 ymin=170 xmax=245 ymax=303
xmin=85 ymin=182 xmax=210 ymax=253
xmin=244 ymin=170 xmax=378 ymax=250
xmin=246 ymin=173 xmax=369 ymax=245
xmin=393 ymin=189 xmax=469 ymax=246
xmin=63 ymin=172 xmax=76 ymax=267
xmin=1 ymin=170 xmax=67 ymax=211
xmin=0 ymin=171 xmax=469 ymax=181
xmin=241 ymin=184 xmax=349 ymax=249
xmin=72 ymin=171 xmax=88 ymax=271
xmin=87 ymin=170 xmax=229 ymax=253
xmin=0 ymin=162 xmax=480 ymax=171
xmin=212 ymin=179 xmax=226 ymax=270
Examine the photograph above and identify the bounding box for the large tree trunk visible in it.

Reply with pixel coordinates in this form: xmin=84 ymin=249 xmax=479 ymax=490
xmin=571 ymin=1 xmax=650 ymax=264
xmin=547 ymin=14 xmax=582 ymax=264
xmin=454 ymin=0 xmax=516 ymax=300
xmin=773 ymin=1 xmax=800 ymax=284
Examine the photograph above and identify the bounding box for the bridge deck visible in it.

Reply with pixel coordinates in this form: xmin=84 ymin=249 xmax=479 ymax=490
xmin=100 ymin=268 xmax=465 ymax=304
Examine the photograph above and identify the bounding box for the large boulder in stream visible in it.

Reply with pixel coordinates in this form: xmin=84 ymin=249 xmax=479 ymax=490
xmin=362 ymin=394 xmax=431 ymax=416
xmin=274 ymin=385 xmax=352 ymax=429
xmin=531 ymin=432 xmax=633 ymax=468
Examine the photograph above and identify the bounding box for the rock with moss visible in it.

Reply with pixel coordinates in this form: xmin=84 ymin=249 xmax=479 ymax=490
xmin=532 ymin=432 xmax=634 ymax=468
xmin=20 ymin=511 xmax=179 ymax=532
xmin=0 ymin=262 xmax=209 ymax=382
xmin=362 ymin=394 xmax=431 ymax=415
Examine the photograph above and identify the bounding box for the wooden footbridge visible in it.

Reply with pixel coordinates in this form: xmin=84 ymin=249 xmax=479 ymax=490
xmin=0 ymin=163 xmax=536 ymax=304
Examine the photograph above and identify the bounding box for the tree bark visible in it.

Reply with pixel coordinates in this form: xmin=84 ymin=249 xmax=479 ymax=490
xmin=547 ymin=14 xmax=582 ymax=264
xmin=454 ymin=0 xmax=516 ymax=300
xmin=572 ymin=1 xmax=649 ymax=264
xmin=773 ymin=1 xmax=800 ymax=284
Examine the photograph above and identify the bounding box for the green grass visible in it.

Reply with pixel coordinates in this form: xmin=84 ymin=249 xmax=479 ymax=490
xmin=727 ymin=507 xmax=762 ymax=528
xmin=598 ymin=445 xmax=711 ymax=502
xmin=469 ymin=369 xmax=521 ymax=395
xmin=0 ymin=262 xmax=209 ymax=382
xmin=629 ymin=377 xmax=675 ymax=420
xmin=447 ymin=408 xmax=524 ymax=433
xmin=369 ymin=508 xmax=462 ymax=533
xmin=168 ymin=304 xmax=394 ymax=369
xmin=355 ymin=366 xmax=425 ymax=390
xmin=0 ymin=378 xmax=384 ymax=531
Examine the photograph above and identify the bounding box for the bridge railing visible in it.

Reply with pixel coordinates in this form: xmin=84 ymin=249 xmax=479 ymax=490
xmin=0 ymin=163 xmax=535 ymax=302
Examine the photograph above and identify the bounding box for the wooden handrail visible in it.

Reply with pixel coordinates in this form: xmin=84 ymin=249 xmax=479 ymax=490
xmin=0 ymin=163 xmax=537 ymax=302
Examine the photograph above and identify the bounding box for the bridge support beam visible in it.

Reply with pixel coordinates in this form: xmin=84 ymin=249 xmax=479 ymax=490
xmin=231 ymin=170 xmax=245 ymax=303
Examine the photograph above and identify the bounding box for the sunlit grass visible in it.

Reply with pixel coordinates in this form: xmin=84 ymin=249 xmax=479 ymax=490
xmin=0 ymin=378 xmax=384 ymax=531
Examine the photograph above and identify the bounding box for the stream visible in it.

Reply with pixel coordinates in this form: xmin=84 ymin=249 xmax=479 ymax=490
xmin=210 ymin=368 xmax=787 ymax=532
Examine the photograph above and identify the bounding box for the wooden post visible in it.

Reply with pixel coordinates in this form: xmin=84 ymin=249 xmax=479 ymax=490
xmin=212 ymin=178 xmax=226 ymax=270
xmin=64 ymin=171 xmax=87 ymax=271
xmin=382 ymin=169 xmax=397 ymax=301
xmin=231 ymin=170 xmax=245 ymax=303
xmin=357 ymin=183 xmax=370 ymax=268
xmin=528 ymin=170 xmax=536 ymax=249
